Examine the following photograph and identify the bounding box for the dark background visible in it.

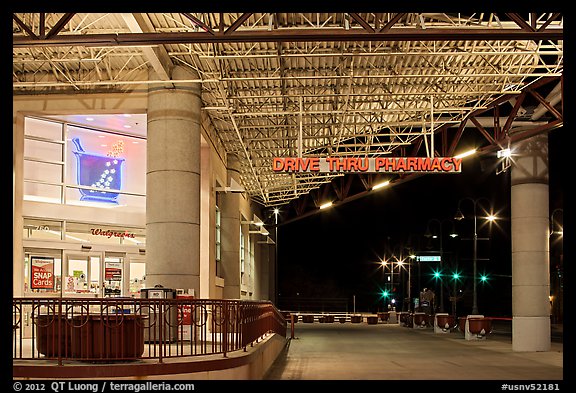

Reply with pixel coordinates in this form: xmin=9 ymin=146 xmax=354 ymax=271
xmin=277 ymin=128 xmax=564 ymax=318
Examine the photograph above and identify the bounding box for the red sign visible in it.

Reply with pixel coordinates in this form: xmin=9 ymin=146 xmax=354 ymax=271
xmin=30 ymin=257 xmax=55 ymax=290
xmin=272 ymin=156 xmax=462 ymax=173
xmin=105 ymin=262 xmax=122 ymax=281
xmin=177 ymin=295 xmax=194 ymax=326
xmin=91 ymin=228 xmax=136 ymax=239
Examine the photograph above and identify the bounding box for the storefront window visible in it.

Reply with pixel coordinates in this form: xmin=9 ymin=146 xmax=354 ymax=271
xmin=24 ymin=251 xmax=62 ymax=295
xmin=23 ymin=117 xmax=64 ymax=204
xmin=23 ymin=218 xmax=63 ymax=240
xmin=215 ymin=205 xmax=222 ymax=277
xmin=23 ymin=116 xmax=146 ymax=213
xmin=65 ymin=125 xmax=146 ymax=210
xmin=240 ymin=228 xmax=245 ymax=280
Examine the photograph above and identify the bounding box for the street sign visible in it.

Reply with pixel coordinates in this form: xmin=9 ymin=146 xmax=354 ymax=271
xmin=416 ymin=255 xmax=441 ymax=262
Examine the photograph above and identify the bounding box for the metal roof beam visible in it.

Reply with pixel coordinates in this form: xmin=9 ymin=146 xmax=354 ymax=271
xmin=120 ymin=13 xmax=173 ymax=81
xmin=13 ymin=27 xmax=563 ymax=48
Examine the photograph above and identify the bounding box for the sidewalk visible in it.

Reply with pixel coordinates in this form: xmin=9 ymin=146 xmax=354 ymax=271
xmin=264 ymin=322 xmax=563 ymax=381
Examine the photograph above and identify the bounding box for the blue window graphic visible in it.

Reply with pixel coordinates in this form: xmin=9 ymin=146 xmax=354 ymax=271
xmin=72 ymin=138 xmax=125 ymax=204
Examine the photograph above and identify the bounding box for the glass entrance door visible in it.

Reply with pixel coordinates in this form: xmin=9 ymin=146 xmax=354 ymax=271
xmin=104 ymin=253 xmax=125 ymax=297
xmin=63 ymin=252 xmax=102 ymax=296
xmin=128 ymin=256 xmax=146 ymax=297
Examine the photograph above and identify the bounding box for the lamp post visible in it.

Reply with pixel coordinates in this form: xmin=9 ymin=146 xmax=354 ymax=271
xmin=273 ymin=207 xmax=279 ymax=306
xmin=386 ymin=243 xmax=410 ymax=311
xmin=381 ymin=258 xmax=394 ymax=309
xmin=425 ymin=218 xmax=458 ymax=313
xmin=454 ymin=197 xmax=496 ymax=315
xmin=396 ymin=257 xmax=411 ymax=312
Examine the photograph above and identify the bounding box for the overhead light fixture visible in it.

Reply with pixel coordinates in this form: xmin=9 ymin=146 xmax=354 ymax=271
xmin=454 ymin=149 xmax=476 ymax=159
xmin=253 ymin=214 xmax=264 ymax=226
xmin=257 ymin=236 xmax=276 ymax=245
xmin=249 ymin=226 xmax=270 ymax=236
xmin=214 ymin=177 xmax=245 ymax=193
xmin=372 ymin=180 xmax=390 ymax=190
xmin=319 ymin=201 xmax=333 ymax=210
xmin=497 ymin=148 xmax=512 ymax=158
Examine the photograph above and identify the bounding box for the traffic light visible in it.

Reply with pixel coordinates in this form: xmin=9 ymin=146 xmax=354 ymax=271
xmin=480 ymin=274 xmax=489 ymax=283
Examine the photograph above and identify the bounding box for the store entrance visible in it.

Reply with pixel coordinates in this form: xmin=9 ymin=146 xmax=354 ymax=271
xmin=103 ymin=253 xmax=124 ymax=297
xmin=63 ymin=252 xmax=103 ymax=297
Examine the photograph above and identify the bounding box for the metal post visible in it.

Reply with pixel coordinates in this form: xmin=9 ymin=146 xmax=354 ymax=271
xmin=274 ymin=209 xmax=279 ymax=306
xmin=407 ymin=262 xmax=411 ymax=312
xmin=472 ymin=208 xmax=479 ymax=315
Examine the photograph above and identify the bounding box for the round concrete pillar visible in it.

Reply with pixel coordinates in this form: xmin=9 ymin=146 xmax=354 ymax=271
xmin=221 ymin=153 xmax=242 ymax=299
xmin=511 ymin=133 xmax=551 ymax=352
xmin=146 ymin=66 xmax=202 ymax=293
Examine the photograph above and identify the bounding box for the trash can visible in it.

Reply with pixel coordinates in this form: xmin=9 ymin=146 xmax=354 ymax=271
xmin=140 ymin=286 xmax=177 ymax=343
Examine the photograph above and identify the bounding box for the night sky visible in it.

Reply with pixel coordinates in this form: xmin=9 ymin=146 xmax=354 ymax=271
xmin=277 ymin=128 xmax=565 ymax=317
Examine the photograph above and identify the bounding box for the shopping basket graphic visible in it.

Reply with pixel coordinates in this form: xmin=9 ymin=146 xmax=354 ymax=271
xmin=72 ymin=138 xmax=125 ymax=204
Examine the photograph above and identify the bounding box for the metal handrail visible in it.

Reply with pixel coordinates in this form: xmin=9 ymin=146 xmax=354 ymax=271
xmin=12 ymin=297 xmax=287 ymax=364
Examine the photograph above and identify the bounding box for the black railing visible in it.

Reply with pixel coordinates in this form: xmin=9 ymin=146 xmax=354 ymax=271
xmin=12 ymin=297 xmax=287 ymax=364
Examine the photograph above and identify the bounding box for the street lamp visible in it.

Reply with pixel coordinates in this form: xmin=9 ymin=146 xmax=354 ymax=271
xmin=450 ymin=269 xmax=462 ymax=317
xmin=380 ymin=259 xmax=395 ymax=309
xmin=395 ymin=256 xmax=411 ymax=312
xmin=425 ymin=218 xmax=458 ymax=313
xmin=454 ymin=197 xmax=497 ymax=315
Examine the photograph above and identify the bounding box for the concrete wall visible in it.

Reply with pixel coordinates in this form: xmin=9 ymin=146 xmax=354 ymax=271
xmin=14 ymin=333 xmax=288 ymax=380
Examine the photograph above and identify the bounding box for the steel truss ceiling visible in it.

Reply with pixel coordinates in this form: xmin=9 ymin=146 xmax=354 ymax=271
xmin=13 ymin=12 xmax=563 ymax=217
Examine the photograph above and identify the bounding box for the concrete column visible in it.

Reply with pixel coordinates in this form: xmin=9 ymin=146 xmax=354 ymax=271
xmin=146 ymin=66 xmax=202 ymax=293
xmin=13 ymin=113 xmax=24 ymax=297
xmin=221 ymin=154 xmax=241 ymax=299
xmin=511 ymin=133 xmax=550 ymax=352
xmin=257 ymin=241 xmax=271 ymax=301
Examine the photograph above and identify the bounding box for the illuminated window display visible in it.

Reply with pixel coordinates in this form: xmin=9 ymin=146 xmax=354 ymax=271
xmin=22 ymin=116 xmax=147 ymax=298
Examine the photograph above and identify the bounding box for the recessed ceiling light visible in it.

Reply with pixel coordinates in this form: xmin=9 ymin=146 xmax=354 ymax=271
xmin=123 ymin=124 xmax=132 ymax=129
xmin=86 ymin=117 xmax=94 ymax=121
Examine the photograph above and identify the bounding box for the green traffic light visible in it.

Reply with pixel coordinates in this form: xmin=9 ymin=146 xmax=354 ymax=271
xmin=381 ymin=290 xmax=390 ymax=298
xmin=452 ymin=272 xmax=460 ymax=280
xmin=433 ymin=271 xmax=441 ymax=279
xmin=480 ymin=274 xmax=489 ymax=282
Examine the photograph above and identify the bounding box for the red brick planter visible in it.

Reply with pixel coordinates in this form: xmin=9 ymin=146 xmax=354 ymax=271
xmin=413 ymin=312 xmax=427 ymax=328
xmin=468 ymin=317 xmax=493 ymax=337
xmin=366 ymin=316 xmax=379 ymax=324
xmin=302 ymin=315 xmax=315 ymax=323
xmin=351 ymin=315 xmax=362 ymax=323
xmin=436 ymin=314 xmax=455 ymax=331
xmin=377 ymin=312 xmax=389 ymax=322
xmin=458 ymin=317 xmax=467 ymax=334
